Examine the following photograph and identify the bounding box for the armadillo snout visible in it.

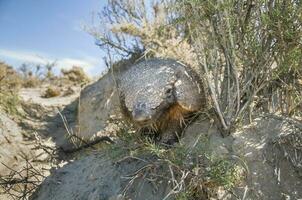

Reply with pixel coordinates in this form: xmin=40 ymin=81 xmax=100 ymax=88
xmin=132 ymin=102 xmax=152 ymax=123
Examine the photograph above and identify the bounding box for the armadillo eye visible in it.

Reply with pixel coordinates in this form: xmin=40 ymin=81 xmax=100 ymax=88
xmin=166 ymin=88 xmax=172 ymax=94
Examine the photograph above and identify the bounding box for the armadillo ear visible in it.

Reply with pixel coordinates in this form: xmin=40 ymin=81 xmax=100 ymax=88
xmin=174 ymin=70 xmax=204 ymax=112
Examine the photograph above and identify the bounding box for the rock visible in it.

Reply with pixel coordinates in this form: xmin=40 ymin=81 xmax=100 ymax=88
xmin=182 ymin=116 xmax=231 ymax=158
xmin=76 ymin=72 xmax=122 ymax=139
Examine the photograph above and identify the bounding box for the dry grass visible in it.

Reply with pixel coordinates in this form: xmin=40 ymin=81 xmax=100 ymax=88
xmin=88 ymin=0 xmax=199 ymax=71
xmin=0 ymin=62 xmax=22 ymax=91
xmin=22 ymin=77 xmax=41 ymax=88
xmin=0 ymin=158 xmax=46 ymax=199
xmin=0 ymin=132 xmax=59 ymax=200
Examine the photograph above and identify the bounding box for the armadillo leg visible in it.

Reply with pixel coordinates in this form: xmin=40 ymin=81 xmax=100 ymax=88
xmin=159 ymin=120 xmax=183 ymax=145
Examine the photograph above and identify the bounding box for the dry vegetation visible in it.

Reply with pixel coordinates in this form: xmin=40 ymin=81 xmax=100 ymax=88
xmin=102 ymin=118 xmax=246 ymax=199
xmin=176 ymin=0 xmax=302 ymax=132
xmin=0 ymin=62 xmax=22 ymax=115
xmin=0 ymin=132 xmax=59 ymax=200
xmin=0 ymin=61 xmax=91 ymax=103
xmin=61 ymin=66 xmax=91 ymax=84
xmin=0 ymin=157 xmax=47 ymax=199
xmin=42 ymin=87 xmax=61 ymax=98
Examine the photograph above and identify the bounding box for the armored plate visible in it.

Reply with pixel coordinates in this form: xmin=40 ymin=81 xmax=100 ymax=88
xmin=118 ymin=58 xmax=205 ymax=122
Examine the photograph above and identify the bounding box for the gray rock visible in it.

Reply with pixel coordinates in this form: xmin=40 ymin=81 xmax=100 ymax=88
xmin=77 ymin=72 xmax=121 ymax=139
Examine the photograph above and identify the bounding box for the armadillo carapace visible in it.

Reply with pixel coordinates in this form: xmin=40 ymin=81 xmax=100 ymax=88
xmin=118 ymin=58 xmax=206 ymax=144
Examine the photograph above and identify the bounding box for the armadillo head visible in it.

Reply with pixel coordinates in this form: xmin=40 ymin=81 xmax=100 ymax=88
xmin=130 ymin=83 xmax=176 ymax=126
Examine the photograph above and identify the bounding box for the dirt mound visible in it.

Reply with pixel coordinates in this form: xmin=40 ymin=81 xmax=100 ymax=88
xmin=30 ymin=152 xmax=170 ymax=200
xmin=0 ymin=112 xmax=52 ymax=199
xmin=232 ymin=115 xmax=302 ymax=199
xmin=30 ymin=115 xmax=302 ymax=200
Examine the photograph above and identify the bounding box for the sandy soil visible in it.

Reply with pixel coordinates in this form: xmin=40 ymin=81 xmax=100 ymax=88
xmin=19 ymin=86 xmax=80 ymax=107
xmin=0 ymin=84 xmax=81 ymax=200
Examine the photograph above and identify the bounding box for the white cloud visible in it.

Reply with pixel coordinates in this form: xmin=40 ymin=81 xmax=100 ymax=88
xmin=0 ymin=49 xmax=102 ymax=75
xmin=0 ymin=49 xmax=48 ymax=64
xmin=56 ymin=58 xmax=96 ymax=72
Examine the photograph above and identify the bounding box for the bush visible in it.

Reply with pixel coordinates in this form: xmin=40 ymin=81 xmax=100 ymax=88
xmin=175 ymin=0 xmax=302 ymax=127
xmin=22 ymin=76 xmax=41 ymax=88
xmin=0 ymin=62 xmax=22 ymax=114
xmin=0 ymin=62 xmax=22 ymax=91
xmin=61 ymin=66 xmax=90 ymax=84
xmin=42 ymin=87 xmax=61 ymax=98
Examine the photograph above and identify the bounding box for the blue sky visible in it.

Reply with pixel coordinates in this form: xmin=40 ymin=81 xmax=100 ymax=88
xmin=0 ymin=0 xmax=108 ymax=76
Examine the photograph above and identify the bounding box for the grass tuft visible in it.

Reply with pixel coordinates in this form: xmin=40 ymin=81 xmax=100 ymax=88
xmin=105 ymin=123 xmax=247 ymax=199
xmin=42 ymin=87 xmax=61 ymax=98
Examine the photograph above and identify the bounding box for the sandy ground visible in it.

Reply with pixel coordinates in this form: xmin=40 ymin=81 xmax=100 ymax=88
xmin=0 ymin=85 xmax=81 ymax=200
xmin=19 ymin=86 xmax=80 ymax=107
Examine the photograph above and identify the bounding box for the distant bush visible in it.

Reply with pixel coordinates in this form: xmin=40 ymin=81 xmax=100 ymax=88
xmin=0 ymin=62 xmax=22 ymax=114
xmin=0 ymin=62 xmax=22 ymax=90
xmin=22 ymin=77 xmax=41 ymax=88
xmin=42 ymin=86 xmax=61 ymax=98
xmin=61 ymin=66 xmax=90 ymax=84
xmin=18 ymin=63 xmax=46 ymax=87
